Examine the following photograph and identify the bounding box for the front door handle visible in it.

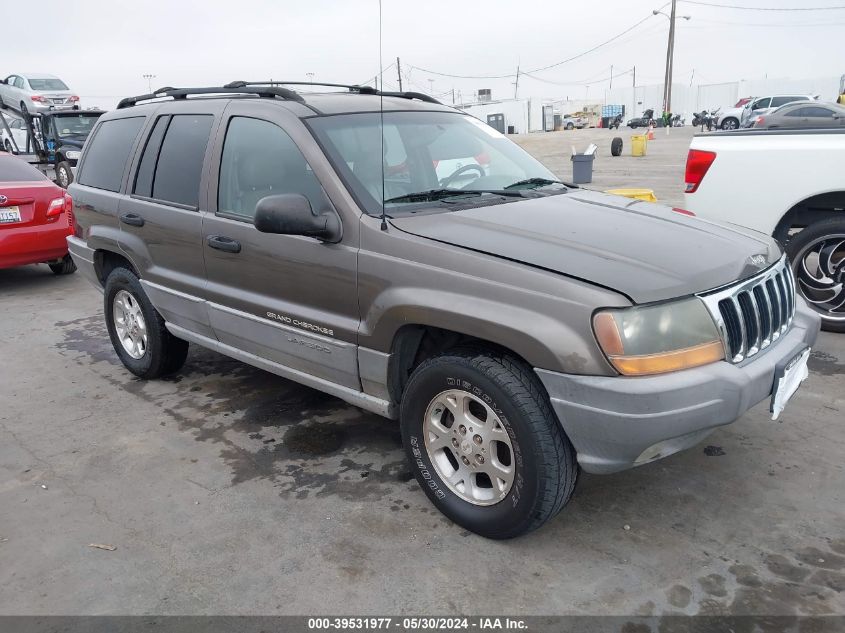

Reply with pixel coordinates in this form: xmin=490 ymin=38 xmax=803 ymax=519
xmin=206 ymin=235 xmax=241 ymax=253
xmin=119 ymin=213 xmax=144 ymax=227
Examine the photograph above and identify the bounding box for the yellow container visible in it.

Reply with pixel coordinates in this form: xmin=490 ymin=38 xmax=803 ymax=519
xmin=631 ymin=135 xmax=648 ymax=156
xmin=605 ymin=188 xmax=657 ymax=202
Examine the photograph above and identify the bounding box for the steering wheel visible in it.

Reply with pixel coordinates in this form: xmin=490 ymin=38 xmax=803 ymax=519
xmin=439 ymin=164 xmax=485 ymax=188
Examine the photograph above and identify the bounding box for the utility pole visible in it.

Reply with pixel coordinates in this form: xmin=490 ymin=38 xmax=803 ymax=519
xmin=396 ymin=57 xmax=403 ymax=91
xmin=427 ymin=78 xmax=434 ymax=95
xmin=142 ymin=74 xmax=156 ymax=93
xmin=632 ymin=65 xmax=636 ymax=118
xmin=609 ymin=65 xmax=614 ymax=92
xmin=513 ymin=64 xmax=520 ymax=99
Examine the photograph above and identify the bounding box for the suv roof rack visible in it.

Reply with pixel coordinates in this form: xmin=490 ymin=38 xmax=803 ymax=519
xmin=116 ymin=85 xmax=305 ymax=109
xmin=116 ymin=81 xmax=443 ymax=110
xmin=225 ymin=80 xmax=442 ymax=105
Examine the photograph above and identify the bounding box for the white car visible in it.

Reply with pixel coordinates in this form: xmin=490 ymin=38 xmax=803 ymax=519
xmin=0 ymin=113 xmax=29 ymax=153
xmin=0 ymin=73 xmax=79 ymax=115
xmin=739 ymin=94 xmax=817 ymax=128
xmin=683 ymin=127 xmax=845 ymax=332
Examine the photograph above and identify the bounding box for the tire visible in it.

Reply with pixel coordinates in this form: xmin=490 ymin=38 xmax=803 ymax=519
xmin=48 ymin=254 xmax=77 ymax=275
xmin=565 ymin=123 xmax=574 ymax=130
xmin=56 ymin=161 xmax=73 ymax=189
xmin=785 ymin=218 xmax=845 ymax=333
xmin=20 ymin=101 xmax=27 ymax=116
xmin=104 ymin=266 xmax=189 ymax=377
xmin=4 ymin=139 xmax=15 ymax=154
xmin=610 ymin=137 xmax=623 ymax=157
xmin=721 ymin=117 xmax=739 ymax=130
xmin=399 ymin=348 xmax=578 ymax=539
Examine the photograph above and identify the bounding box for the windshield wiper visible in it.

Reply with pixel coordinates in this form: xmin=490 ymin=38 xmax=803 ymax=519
xmin=383 ymin=188 xmax=524 ymax=204
xmin=504 ymin=177 xmax=569 ymax=190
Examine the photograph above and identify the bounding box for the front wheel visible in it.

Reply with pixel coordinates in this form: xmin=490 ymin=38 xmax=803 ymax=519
xmin=565 ymin=123 xmax=574 ymax=130
xmin=56 ymin=161 xmax=73 ymax=189
xmin=4 ymin=139 xmax=15 ymax=154
xmin=721 ymin=117 xmax=739 ymax=130
xmin=104 ymin=267 xmax=189 ymax=377
xmin=786 ymin=218 xmax=845 ymax=333
xmin=400 ymin=349 xmax=578 ymax=539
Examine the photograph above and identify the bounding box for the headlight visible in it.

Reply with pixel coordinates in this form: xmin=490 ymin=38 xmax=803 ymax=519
xmin=593 ymin=298 xmax=725 ymax=376
xmin=65 ymin=151 xmax=81 ymax=160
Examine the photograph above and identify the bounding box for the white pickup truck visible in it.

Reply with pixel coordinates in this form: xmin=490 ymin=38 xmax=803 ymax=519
xmin=683 ymin=128 xmax=845 ymax=332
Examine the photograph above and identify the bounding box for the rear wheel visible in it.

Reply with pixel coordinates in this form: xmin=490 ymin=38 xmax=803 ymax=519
xmin=3 ymin=139 xmax=14 ymax=154
xmin=56 ymin=161 xmax=73 ymax=189
xmin=19 ymin=101 xmax=27 ymax=116
xmin=786 ymin=218 xmax=845 ymax=333
xmin=565 ymin=122 xmax=574 ymax=130
xmin=104 ymin=266 xmax=189 ymax=377
xmin=400 ymin=348 xmax=578 ymax=539
xmin=48 ymin=254 xmax=76 ymax=275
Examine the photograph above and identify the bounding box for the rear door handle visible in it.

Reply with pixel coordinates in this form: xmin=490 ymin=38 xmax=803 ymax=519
xmin=119 ymin=213 xmax=144 ymax=227
xmin=206 ymin=235 xmax=241 ymax=253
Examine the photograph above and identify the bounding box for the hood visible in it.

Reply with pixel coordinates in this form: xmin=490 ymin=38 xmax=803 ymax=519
xmin=57 ymin=136 xmax=86 ymax=148
xmin=389 ymin=190 xmax=781 ymax=304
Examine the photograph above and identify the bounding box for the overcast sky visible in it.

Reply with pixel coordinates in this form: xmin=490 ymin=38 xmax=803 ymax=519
xmin=4 ymin=0 xmax=844 ymax=109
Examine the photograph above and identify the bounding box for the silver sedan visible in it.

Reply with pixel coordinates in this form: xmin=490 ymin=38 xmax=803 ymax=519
xmin=752 ymin=101 xmax=845 ymax=129
xmin=0 ymin=73 xmax=79 ymax=115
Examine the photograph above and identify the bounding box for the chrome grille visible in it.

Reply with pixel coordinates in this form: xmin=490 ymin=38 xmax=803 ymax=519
xmin=698 ymin=256 xmax=795 ymax=363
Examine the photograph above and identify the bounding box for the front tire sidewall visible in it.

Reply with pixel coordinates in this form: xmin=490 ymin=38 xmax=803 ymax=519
xmin=56 ymin=161 xmax=73 ymax=188
xmin=104 ymin=268 xmax=161 ymax=376
xmin=400 ymin=361 xmax=543 ymax=539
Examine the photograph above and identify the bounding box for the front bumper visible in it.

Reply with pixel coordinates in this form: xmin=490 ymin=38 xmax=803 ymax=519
xmin=536 ymin=298 xmax=820 ymax=474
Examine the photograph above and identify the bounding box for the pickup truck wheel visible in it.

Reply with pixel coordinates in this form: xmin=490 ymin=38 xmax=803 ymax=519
xmin=104 ymin=267 xmax=189 ymax=377
xmin=400 ymin=349 xmax=578 ymax=539
xmin=786 ymin=218 xmax=845 ymax=333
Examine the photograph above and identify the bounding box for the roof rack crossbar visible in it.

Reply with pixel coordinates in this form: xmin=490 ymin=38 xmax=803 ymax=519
xmin=116 ymin=85 xmax=304 ymax=109
xmin=225 ymin=81 xmax=442 ymax=104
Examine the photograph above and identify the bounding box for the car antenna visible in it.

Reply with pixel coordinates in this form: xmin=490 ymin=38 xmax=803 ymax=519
xmin=378 ymin=0 xmax=388 ymax=231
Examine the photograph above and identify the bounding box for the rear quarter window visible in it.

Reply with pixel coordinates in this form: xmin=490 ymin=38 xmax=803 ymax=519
xmin=77 ymin=117 xmax=145 ymax=192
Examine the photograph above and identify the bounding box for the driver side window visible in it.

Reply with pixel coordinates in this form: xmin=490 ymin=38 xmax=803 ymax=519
xmin=218 ymin=117 xmax=323 ymax=221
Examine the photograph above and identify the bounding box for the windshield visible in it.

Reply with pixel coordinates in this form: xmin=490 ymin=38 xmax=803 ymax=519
xmin=27 ymin=78 xmax=69 ymax=91
xmin=52 ymin=114 xmax=101 ymax=138
xmin=308 ymin=111 xmax=559 ymax=215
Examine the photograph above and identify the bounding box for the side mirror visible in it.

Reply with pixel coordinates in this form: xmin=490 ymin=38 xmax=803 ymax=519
xmin=253 ymin=193 xmax=341 ymax=243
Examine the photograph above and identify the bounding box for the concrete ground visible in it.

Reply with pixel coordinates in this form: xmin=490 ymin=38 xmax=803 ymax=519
xmin=513 ymin=125 xmax=693 ymax=208
xmin=1 ymin=127 xmax=844 ymax=617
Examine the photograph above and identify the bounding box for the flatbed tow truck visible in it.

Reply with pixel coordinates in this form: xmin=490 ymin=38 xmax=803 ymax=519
xmin=0 ymin=107 xmax=102 ymax=188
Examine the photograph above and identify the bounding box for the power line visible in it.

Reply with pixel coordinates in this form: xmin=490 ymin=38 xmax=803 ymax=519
xmin=408 ymin=5 xmax=669 ymax=80
xmin=680 ymin=1 xmax=845 ymax=10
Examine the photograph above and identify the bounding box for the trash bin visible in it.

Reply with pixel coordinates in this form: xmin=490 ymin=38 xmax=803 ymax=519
xmin=507 ymin=125 xmax=515 ymax=134
xmin=604 ymin=188 xmax=657 ymax=202
xmin=571 ymin=153 xmax=595 ymax=184
xmin=631 ymin=134 xmax=648 ymax=157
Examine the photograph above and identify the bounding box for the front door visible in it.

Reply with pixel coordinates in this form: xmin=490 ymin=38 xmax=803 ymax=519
xmin=202 ymin=103 xmax=360 ymax=390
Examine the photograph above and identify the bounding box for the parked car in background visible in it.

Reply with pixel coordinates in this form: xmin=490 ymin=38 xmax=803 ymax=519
xmin=561 ymin=114 xmax=588 ymax=130
xmin=67 ymin=82 xmax=818 ymax=539
xmin=752 ymin=102 xmax=845 ymax=129
xmin=0 ymin=153 xmax=76 ymax=274
xmin=627 ymin=108 xmax=656 ymax=128
xmin=0 ymin=73 xmax=80 ymax=115
xmin=739 ymin=94 xmax=817 ymax=128
xmin=0 ymin=114 xmax=28 ymax=153
xmin=684 ymin=127 xmax=845 ymax=331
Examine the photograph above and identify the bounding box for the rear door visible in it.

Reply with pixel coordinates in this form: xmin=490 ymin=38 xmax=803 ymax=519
xmin=117 ymin=101 xmax=223 ymax=339
xmin=201 ymin=101 xmax=360 ymax=389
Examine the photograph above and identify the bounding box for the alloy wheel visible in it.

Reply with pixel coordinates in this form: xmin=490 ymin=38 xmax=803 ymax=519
xmin=794 ymin=234 xmax=845 ymax=323
xmin=113 ymin=289 xmax=148 ymax=359
xmin=423 ymin=389 xmax=515 ymax=506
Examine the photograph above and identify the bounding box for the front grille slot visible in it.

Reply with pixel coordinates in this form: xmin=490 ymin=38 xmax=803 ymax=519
xmin=700 ymin=257 xmax=795 ymax=364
